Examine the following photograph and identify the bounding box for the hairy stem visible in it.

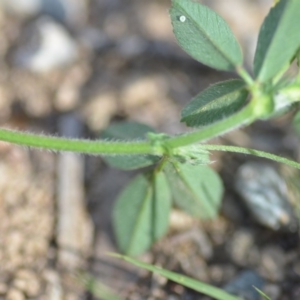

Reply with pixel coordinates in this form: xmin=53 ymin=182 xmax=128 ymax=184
xmin=165 ymin=104 xmax=255 ymax=148
xmin=0 ymin=103 xmax=255 ymax=155
xmin=201 ymin=144 xmax=300 ymax=170
xmin=0 ymin=128 xmax=152 ymax=155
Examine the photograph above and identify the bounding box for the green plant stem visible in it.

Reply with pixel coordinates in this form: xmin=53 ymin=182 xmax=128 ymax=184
xmin=0 ymin=103 xmax=255 ymax=156
xmin=236 ymin=65 xmax=254 ymax=86
xmin=165 ymin=104 xmax=255 ymax=148
xmin=201 ymin=144 xmax=300 ymax=170
xmin=0 ymin=128 xmax=152 ymax=155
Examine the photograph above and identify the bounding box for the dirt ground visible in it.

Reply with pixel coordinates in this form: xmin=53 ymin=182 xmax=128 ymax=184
xmin=1 ymin=0 xmax=300 ymax=299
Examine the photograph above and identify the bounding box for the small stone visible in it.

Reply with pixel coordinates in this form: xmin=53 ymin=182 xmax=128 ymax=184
xmin=120 ymin=75 xmax=173 ymax=127
xmin=6 ymin=231 xmax=24 ymax=254
xmin=223 ymin=270 xmax=264 ymax=300
xmin=234 ymin=162 xmax=297 ymax=230
xmin=13 ymin=279 xmax=27 ymax=292
xmin=259 ymin=246 xmax=286 ymax=281
xmin=6 ymin=288 xmax=25 ymax=300
xmin=82 ymin=91 xmax=117 ymax=130
xmin=13 ymin=17 xmax=78 ymax=73
xmin=209 ymin=264 xmax=236 ymax=284
xmin=227 ymin=229 xmax=259 ymax=266
xmin=14 ymin=269 xmax=41 ymax=297
xmin=55 ymin=64 xmax=90 ymax=111
xmin=209 ymin=265 xmax=226 ymax=283
xmin=169 ymin=209 xmax=196 ymax=232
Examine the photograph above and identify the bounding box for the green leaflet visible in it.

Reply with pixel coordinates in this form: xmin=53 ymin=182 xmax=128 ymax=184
xmin=254 ymin=0 xmax=300 ymax=82
xmin=181 ymin=79 xmax=248 ymax=127
xmin=100 ymin=121 xmax=160 ymax=170
xmin=164 ymin=162 xmax=223 ymax=219
xmin=113 ymin=172 xmax=171 ymax=256
xmin=170 ymin=0 xmax=242 ymax=70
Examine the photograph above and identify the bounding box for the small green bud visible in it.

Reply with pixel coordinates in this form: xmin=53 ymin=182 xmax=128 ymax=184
xmin=251 ymin=93 xmax=274 ymax=119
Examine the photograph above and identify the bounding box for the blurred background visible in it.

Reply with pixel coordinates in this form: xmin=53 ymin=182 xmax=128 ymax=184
xmin=1 ymin=0 xmax=300 ymax=299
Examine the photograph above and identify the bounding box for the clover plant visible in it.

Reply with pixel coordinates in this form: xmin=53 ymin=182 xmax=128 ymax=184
xmin=1 ymin=0 xmax=300 ymax=259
